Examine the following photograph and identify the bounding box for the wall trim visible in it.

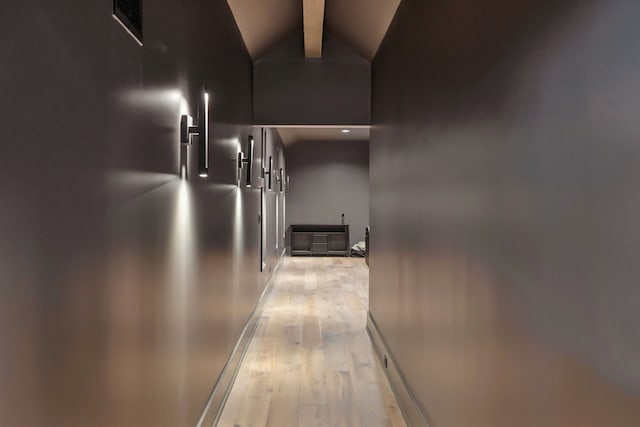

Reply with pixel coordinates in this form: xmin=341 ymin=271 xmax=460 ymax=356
xmin=367 ymin=312 xmax=431 ymax=427
xmin=196 ymin=255 xmax=288 ymax=427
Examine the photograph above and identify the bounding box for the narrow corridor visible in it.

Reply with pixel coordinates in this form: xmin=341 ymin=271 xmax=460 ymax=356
xmin=217 ymin=257 xmax=406 ymax=426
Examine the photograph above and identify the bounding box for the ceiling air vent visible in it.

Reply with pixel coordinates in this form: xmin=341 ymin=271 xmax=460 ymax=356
xmin=113 ymin=0 xmax=143 ymax=44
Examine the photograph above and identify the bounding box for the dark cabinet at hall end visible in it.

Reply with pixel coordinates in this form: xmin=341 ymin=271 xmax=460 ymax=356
xmin=289 ymin=224 xmax=350 ymax=257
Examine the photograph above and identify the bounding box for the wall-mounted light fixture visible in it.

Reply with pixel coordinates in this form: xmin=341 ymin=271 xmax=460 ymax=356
xmin=264 ymin=156 xmax=274 ymax=190
xmin=275 ymin=167 xmax=284 ymax=192
xmin=237 ymin=135 xmax=254 ymax=187
xmin=180 ymin=86 xmax=209 ymax=178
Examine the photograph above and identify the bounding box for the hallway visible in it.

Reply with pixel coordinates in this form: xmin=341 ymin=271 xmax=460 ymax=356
xmin=4 ymin=1 xmax=640 ymax=426
xmin=217 ymin=257 xmax=406 ymax=427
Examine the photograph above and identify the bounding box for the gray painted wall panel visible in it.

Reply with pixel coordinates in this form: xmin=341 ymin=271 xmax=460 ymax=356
xmin=286 ymin=141 xmax=369 ymax=247
xmin=254 ymin=34 xmax=371 ymax=126
xmin=370 ymin=0 xmax=640 ymax=425
xmin=0 ymin=1 xmax=283 ymax=426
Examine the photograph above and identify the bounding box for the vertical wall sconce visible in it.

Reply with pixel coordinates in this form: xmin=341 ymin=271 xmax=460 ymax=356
xmin=180 ymin=86 xmax=209 ymax=178
xmin=264 ymin=156 xmax=273 ymax=190
xmin=276 ymin=168 xmax=284 ymax=192
xmin=237 ymin=135 xmax=254 ymax=187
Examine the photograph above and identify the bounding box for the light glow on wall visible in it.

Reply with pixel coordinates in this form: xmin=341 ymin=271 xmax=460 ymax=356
xmin=168 ymin=178 xmax=196 ymax=307
xmin=166 ymin=177 xmax=196 ymax=406
xmin=179 ymin=96 xmax=189 ymax=116
xmin=230 ymin=185 xmax=245 ymax=334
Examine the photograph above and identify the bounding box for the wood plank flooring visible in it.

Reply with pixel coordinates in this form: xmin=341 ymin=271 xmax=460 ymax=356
xmin=216 ymin=257 xmax=406 ymax=427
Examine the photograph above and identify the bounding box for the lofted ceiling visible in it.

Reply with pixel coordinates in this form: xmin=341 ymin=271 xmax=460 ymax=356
xmin=276 ymin=126 xmax=370 ymax=146
xmin=227 ymin=1 xmax=394 ymax=143
xmin=227 ymin=0 xmax=400 ymax=61
xmin=226 ymin=0 xmax=301 ymax=60
xmin=325 ymin=0 xmax=401 ymax=60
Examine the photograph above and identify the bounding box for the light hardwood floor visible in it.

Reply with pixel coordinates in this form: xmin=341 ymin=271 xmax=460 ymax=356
xmin=216 ymin=257 xmax=407 ymax=427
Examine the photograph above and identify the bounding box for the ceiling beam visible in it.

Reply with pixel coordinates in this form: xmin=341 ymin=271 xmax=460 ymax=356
xmin=303 ymin=0 xmax=325 ymax=58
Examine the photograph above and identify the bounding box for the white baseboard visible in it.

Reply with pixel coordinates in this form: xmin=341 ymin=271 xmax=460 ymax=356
xmin=366 ymin=312 xmax=432 ymax=427
xmin=196 ymin=254 xmax=287 ymax=427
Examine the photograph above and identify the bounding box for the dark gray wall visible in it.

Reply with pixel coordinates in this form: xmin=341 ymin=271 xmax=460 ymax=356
xmin=286 ymin=140 xmax=369 ymax=246
xmin=370 ymin=0 xmax=640 ymax=426
xmin=0 ymin=1 xmax=283 ymax=426
xmin=254 ymin=34 xmax=370 ymax=126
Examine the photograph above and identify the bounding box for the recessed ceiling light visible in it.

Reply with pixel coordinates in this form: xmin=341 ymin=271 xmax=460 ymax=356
xmin=341 ymin=129 xmax=350 ymax=133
